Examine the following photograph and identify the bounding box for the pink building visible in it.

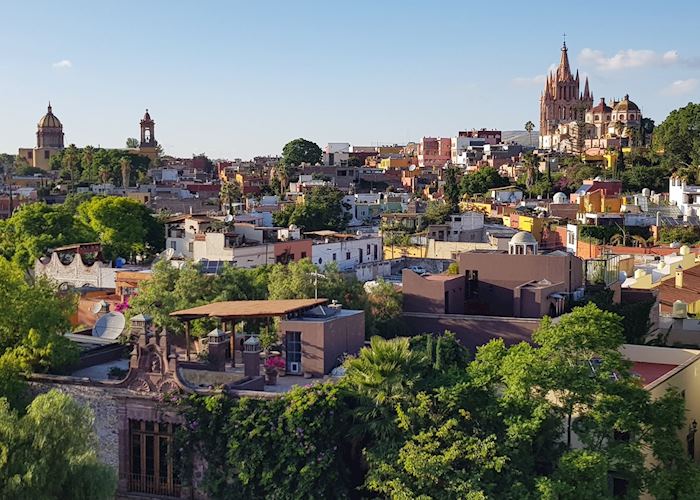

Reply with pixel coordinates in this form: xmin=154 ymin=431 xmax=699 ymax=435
xmin=418 ymin=137 xmax=451 ymax=168
xmin=460 ymin=129 xmax=502 ymax=145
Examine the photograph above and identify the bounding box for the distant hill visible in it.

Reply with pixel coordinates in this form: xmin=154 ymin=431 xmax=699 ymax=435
xmin=502 ymin=130 xmax=538 ymax=146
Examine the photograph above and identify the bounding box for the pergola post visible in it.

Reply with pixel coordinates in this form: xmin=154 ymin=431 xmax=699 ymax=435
xmin=230 ymin=320 xmax=236 ymax=368
xmin=185 ymin=320 xmax=191 ymax=361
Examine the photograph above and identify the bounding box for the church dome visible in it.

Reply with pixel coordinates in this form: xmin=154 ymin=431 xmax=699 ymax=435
xmin=38 ymin=103 xmax=62 ymax=128
xmin=613 ymin=95 xmax=640 ymax=112
xmin=510 ymin=231 xmax=537 ymax=245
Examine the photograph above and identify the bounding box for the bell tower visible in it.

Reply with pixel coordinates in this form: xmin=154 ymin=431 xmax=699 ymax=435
xmin=139 ymin=109 xmax=157 ymax=147
xmin=138 ymin=109 xmax=159 ymax=161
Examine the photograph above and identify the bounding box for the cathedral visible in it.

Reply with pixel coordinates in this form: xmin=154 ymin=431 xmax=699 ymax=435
xmin=17 ymin=103 xmax=65 ymax=170
xmin=539 ymin=41 xmax=643 ymax=153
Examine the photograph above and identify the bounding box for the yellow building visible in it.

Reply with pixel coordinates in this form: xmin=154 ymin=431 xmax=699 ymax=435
xmin=379 ymin=157 xmax=410 ymax=170
xmin=579 ymin=189 xmax=622 ymax=213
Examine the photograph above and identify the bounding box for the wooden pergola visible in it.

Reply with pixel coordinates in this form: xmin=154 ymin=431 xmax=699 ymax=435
xmin=170 ymin=299 xmax=329 ymax=362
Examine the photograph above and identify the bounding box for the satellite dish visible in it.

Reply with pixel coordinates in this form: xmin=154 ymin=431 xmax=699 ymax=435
xmin=90 ymin=300 xmax=108 ymax=315
xmin=408 ymin=165 xmax=416 ymax=171
xmin=92 ymin=312 xmax=126 ymax=340
xmin=224 ymin=214 xmax=234 ymax=223
xmin=163 ymin=247 xmax=175 ymax=261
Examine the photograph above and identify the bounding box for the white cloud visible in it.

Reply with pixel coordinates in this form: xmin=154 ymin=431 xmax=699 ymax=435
xmin=52 ymin=59 xmax=72 ymax=69
xmin=512 ymin=64 xmax=556 ymax=86
xmin=579 ymin=48 xmax=679 ymax=71
xmin=662 ymin=78 xmax=699 ymax=96
xmin=512 ymin=74 xmax=547 ymax=86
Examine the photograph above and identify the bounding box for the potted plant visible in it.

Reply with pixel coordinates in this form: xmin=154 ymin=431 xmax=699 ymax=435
xmin=264 ymin=356 xmax=285 ymax=385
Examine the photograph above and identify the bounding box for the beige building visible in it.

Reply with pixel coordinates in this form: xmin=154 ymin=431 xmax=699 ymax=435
xmin=18 ymin=103 xmax=65 ymax=170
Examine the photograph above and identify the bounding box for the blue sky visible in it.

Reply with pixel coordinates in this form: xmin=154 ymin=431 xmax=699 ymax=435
xmin=1 ymin=0 xmax=698 ymax=159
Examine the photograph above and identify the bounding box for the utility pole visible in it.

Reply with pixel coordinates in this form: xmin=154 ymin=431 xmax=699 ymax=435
xmin=308 ymin=272 xmax=327 ymax=299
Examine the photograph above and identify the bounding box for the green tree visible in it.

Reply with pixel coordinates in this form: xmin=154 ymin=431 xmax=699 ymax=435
xmin=267 ymin=259 xmax=365 ymax=309
xmin=0 ymin=201 xmax=95 ymax=269
xmin=422 ymin=200 xmax=452 ymax=226
xmin=654 ymin=102 xmax=700 ymax=166
xmin=272 ymin=186 xmax=349 ymax=231
xmin=125 ymin=137 xmax=139 ymax=148
xmin=365 ymin=279 xmax=404 ymax=338
xmin=0 ymin=257 xmax=77 ymax=363
xmin=281 ymin=138 xmax=322 ymax=167
xmin=443 ymin=166 xmax=461 ymax=214
xmin=0 ymin=390 xmax=116 ymax=499
xmin=460 ymin=167 xmax=509 ymax=197
xmin=219 ymin=181 xmax=241 ymax=215
xmin=76 ymin=196 xmax=164 ymax=261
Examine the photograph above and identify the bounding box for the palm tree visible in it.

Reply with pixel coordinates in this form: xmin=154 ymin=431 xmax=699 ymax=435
xmin=524 ymin=120 xmax=535 ymax=147
xmin=609 ymin=233 xmax=625 ymax=246
xmin=99 ymin=167 xmax=111 ymax=184
xmin=523 ymin=152 xmax=538 ymax=191
xmin=81 ymin=145 xmax=95 ymax=182
xmin=61 ymin=144 xmax=79 ymax=193
xmin=119 ymin=157 xmax=131 ymax=188
xmin=343 ymin=336 xmax=423 ymax=441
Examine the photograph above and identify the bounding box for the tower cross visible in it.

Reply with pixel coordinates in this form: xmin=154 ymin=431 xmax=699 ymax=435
xmin=562 ymin=32 xmax=567 ymax=48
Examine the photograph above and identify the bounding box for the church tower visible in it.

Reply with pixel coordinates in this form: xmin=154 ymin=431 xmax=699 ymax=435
xmin=539 ymin=41 xmax=593 ymax=149
xmin=37 ymin=102 xmax=64 ymax=149
xmin=18 ymin=103 xmax=65 ymax=171
xmin=138 ymin=109 xmax=159 ymax=161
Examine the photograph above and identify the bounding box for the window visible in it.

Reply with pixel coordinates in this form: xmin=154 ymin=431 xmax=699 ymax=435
xmin=44 ymin=150 xmax=50 ymax=159
xmin=169 ymin=241 xmax=177 ymax=250
xmin=629 ymin=114 xmax=635 ymax=120
xmin=318 ymin=257 xmax=322 ymax=264
xmin=188 ymin=242 xmax=194 ymax=253
xmin=332 ymin=253 xmax=336 ymax=261
xmin=346 ymin=252 xmax=351 ymax=260
xmin=285 ymin=331 xmax=302 ymax=374
xmin=129 ymin=420 xmax=180 ymax=497
xmin=594 ymin=114 xmax=600 ymax=121
xmin=301 ymin=251 xmax=307 ymax=258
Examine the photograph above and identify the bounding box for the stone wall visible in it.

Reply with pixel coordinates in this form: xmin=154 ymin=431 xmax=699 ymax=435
xmin=29 ymin=378 xmax=123 ymax=470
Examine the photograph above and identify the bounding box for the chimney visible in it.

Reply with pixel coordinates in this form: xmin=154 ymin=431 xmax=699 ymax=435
xmin=207 ymin=328 xmax=228 ymax=372
xmin=243 ymin=336 xmax=261 ymax=377
xmin=675 ymin=266 xmax=684 ymax=289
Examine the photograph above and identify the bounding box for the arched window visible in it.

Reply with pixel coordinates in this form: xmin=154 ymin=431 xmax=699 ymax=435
xmin=595 ymin=114 xmax=600 ymax=121
xmin=629 ymin=114 xmax=635 ymax=120
xmin=620 ymin=114 xmax=625 ymax=120
xmin=318 ymin=257 xmax=323 ymax=264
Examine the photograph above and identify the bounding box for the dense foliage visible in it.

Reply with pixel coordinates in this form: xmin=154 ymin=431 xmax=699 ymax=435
xmin=0 ymin=195 xmax=164 ymax=268
xmin=654 ymin=102 xmax=700 ymax=167
xmin=177 ymin=304 xmax=700 ymax=498
xmin=128 ymin=258 xmax=371 ymax=336
xmin=49 ymin=145 xmax=152 ymax=186
xmin=281 ymin=138 xmax=323 ymax=167
xmin=272 ymin=186 xmax=349 ymax=231
xmin=0 ymin=390 xmax=116 ymax=499
xmin=460 ymin=167 xmax=509 ymax=197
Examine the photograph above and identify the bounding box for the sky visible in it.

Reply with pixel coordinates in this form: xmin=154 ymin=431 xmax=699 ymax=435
xmin=1 ymin=0 xmax=698 ymax=160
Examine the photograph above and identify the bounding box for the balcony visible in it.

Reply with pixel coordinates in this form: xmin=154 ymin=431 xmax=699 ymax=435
xmin=128 ymin=473 xmax=181 ymax=497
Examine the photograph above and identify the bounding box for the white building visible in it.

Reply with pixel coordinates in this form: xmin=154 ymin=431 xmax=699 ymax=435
xmin=323 ymin=143 xmax=350 ymax=166
xmin=669 ymin=175 xmax=700 ymax=218
xmin=164 ymin=215 xmax=302 ymax=266
xmin=307 ymin=231 xmax=383 ymax=272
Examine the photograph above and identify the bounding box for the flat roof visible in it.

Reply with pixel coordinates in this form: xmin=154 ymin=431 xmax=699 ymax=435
xmin=51 ymin=242 xmax=101 ymax=252
xmin=170 ymin=298 xmax=329 ymax=320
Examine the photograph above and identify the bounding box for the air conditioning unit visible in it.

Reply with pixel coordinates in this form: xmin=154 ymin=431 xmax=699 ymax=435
xmin=288 ymin=362 xmax=301 ymax=374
